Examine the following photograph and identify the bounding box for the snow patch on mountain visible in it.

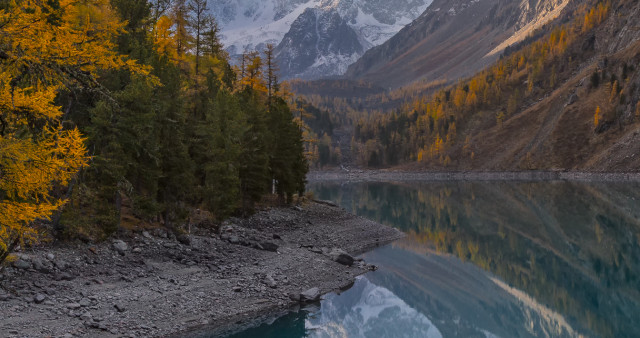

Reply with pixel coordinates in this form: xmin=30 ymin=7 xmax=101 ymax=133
xmin=211 ymin=0 xmax=433 ymax=78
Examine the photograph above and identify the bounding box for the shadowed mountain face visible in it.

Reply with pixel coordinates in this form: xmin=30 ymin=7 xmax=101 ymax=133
xmin=307 ymin=181 xmax=640 ymax=338
xmin=275 ymin=8 xmax=364 ymax=80
xmin=345 ymin=0 xmax=573 ymax=88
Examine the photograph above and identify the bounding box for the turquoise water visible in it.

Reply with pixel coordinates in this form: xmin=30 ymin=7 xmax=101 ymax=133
xmin=228 ymin=181 xmax=640 ymax=338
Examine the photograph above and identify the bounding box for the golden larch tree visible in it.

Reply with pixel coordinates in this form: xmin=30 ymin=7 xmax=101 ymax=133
xmin=0 ymin=0 xmax=149 ymax=261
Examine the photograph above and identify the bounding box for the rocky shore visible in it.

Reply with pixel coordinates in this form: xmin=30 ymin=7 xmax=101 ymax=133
xmin=0 ymin=202 xmax=403 ymax=338
xmin=307 ymin=170 xmax=640 ymax=182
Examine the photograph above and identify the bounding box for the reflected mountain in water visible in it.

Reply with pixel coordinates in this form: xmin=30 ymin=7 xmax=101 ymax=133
xmin=230 ymin=181 xmax=640 ymax=337
xmin=306 ymin=276 xmax=442 ymax=338
xmin=310 ymin=181 xmax=640 ymax=338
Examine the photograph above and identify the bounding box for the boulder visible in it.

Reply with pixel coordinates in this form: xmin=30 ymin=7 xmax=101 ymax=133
xmin=260 ymin=242 xmax=279 ymax=252
xmin=34 ymin=294 xmax=46 ymax=304
xmin=177 ymin=234 xmax=191 ymax=246
xmin=13 ymin=259 xmax=31 ymax=270
xmin=328 ymin=248 xmax=354 ymax=266
xmin=112 ymin=240 xmax=128 ymax=255
xmin=300 ymin=287 xmax=321 ymax=303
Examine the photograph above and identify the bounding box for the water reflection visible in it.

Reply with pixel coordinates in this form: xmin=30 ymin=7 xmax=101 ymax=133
xmin=311 ymin=181 xmax=640 ymax=338
xmin=230 ymin=181 xmax=640 ymax=337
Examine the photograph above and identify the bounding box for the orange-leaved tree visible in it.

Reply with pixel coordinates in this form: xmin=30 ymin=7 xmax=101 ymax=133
xmin=0 ymin=0 xmax=149 ymax=263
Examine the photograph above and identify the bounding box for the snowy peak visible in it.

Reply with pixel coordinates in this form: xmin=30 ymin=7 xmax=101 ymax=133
xmin=211 ymin=0 xmax=433 ymax=79
xmin=275 ymin=7 xmax=363 ymax=79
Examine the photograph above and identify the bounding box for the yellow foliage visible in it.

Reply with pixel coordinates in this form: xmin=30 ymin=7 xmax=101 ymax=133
xmin=0 ymin=0 xmax=147 ymax=254
xmin=154 ymin=15 xmax=178 ymax=59
xmin=594 ymin=106 xmax=601 ymax=127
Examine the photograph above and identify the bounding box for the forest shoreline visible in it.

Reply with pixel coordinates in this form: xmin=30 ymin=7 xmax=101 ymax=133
xmin=0 ymin=202 xmax=403 ymax=338
xmin=307 ymin=170 xmax=640 ymax=182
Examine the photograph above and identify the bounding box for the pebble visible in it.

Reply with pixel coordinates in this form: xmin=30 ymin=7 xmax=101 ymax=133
xmin=34 ymin=294 xmax=46 ymax=304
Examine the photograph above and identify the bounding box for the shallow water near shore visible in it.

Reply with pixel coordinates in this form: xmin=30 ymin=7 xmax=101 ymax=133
xmin=226 ymin=180 xmax=640 ymax=338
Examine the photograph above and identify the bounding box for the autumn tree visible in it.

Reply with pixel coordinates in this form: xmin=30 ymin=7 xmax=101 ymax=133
xmin=0 ymin=0 xmax=146 ymax=261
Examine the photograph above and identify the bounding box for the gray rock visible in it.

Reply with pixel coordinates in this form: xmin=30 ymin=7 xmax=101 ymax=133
xmin=112 ymin=240 xmax=128 ymax=255
xmin=288 ymin=293 xmax=300 ymax=302
xmin=34 ymin=294 xmax=46 ymax=304
xmin=32 ymin=259 xmax=51 ymax=274
xmin=328 ymin=248 xmax=354 ymax=266
xmin=264 ymin=275 xmax=277 ymax=289
xmin=232 ymin=286 xmax=242 ymax=292
xmin=67 ymin=303 xmax=82 ymax=309
xmin=0 ymin=294 xmax=10 ymax=301
xmin=79 ymin=298 xmax=91 ymax=307
xmin=163 ymin=242 xmax=177 ymax=248
xmin=80 ymin=311 xmax=93 ymax=320
xmin=260 ymin=242 xmax=279 ymax=252
xmin=300 ymin=287 xmax=321 ymax=303
xmin=228 ymin=236 xmax=240 ymax=244
xmin=46 ymin=253 xmax=55 ymax=261
xmin=13 ymin=259 xmax=31 ymax=270
xmin=114 ymin=303 xmax=126 ymax=312
xmin=142 ymin=231 xmax=152 ymax=239
xmin=132 ymin=247 xmax=142 ymax=253
xmin=177 ymin=234 xmax=191 ymax=246
xmin=55 ymin=272 xmax=75 ymax=281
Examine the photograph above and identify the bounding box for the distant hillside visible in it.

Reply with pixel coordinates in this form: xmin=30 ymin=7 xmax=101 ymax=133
xmin=346 ymin=0 xmax=574 ymax=89
xmin=350 ymin=0 xmax=640 ymax=172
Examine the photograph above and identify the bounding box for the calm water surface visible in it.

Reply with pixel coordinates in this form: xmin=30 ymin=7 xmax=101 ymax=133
xmin=228 ymin=181 xmax=640 ymax=338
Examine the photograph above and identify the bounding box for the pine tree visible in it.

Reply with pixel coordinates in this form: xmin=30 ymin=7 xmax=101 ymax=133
xmin=187 ymin=0 xmax=209 ymax=76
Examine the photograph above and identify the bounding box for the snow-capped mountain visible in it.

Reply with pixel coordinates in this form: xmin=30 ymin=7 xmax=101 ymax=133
xmin=211 ymin=0 xmax=433 ymax=79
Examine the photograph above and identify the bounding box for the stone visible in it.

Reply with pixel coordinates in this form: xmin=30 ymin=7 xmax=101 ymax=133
xmin=228 ymin=236 xmax=240 ymax=244
xmin=79 ymin=298 xmax=91 ymax=307
xmin=132 ymin=247 xmax=142 ymax=253
xmin=288 ymin=293 xmax=300 ymax=302
xmin=112 ymin=240 xmax=128 ymax=255
xmin=300 ymin=287 xmax=321 ymax=303
xmin=34 ymin=294 xmax=46 ymax=304
xmin=55 ymin=272 xmax=75 ymax=281
xmin=232 ymin=286 xmax=242 ymax=293
xmin=32 ymin=259 xmax=51 ymax=274
xmin=67 ymin=303 xmax=82 ymax=309
xmin=328 ymin=248 xmax=354 ymax=266
xmin=114 ymin=303 xmax=126 ymax=312
xmin=142 ymin=231 xmax=152 ymax=239
xmin=260 ymin=242 xmax=279 ymax=252
xmin=163 ymin=242 xmax=177 ymax=248
xmin=13 ymin=259 xmax=31 ymax=270
xmin=80 ymin=311 xmax=93 ymax=320
xmin=264 ymin=275 xmax=277 ymax=289
xmin=177 ymin=235 xmax=191 ymax=246
xmin=46 ymin=253 xmax=55 ymax=261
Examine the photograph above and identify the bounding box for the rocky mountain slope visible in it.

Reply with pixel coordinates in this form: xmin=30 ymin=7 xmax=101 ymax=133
xmin=346 ymin=0 xmax=573 ymax=88
xmin=345 ymin=0 xmax=640 ymax=173
xmin=211 ymin=0 xmax=432 ymax=79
